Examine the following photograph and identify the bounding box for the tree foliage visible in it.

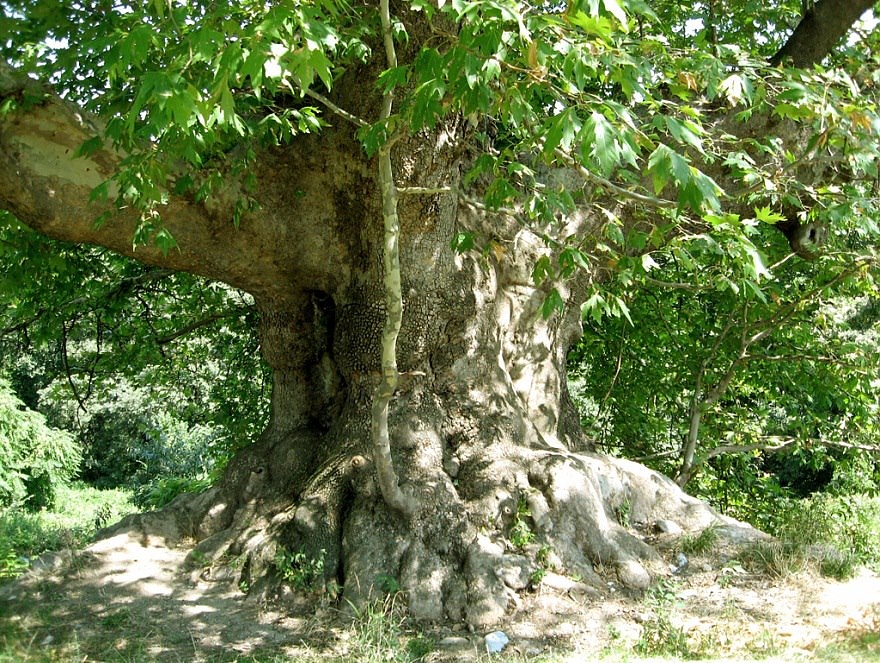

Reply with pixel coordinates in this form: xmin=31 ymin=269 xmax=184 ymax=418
xmin=0 ymin=212 xmax=268 ymax=492
xmin=0 ymin=377 xmax=81 ymax=510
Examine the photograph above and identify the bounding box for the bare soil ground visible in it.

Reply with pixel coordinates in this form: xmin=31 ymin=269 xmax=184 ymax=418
xmin=1 ymin=523 xmax=878 ymax=662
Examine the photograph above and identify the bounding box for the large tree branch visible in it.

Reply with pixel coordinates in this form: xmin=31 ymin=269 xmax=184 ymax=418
xmin=770 ymin=0 xmax=876 ymax=67
xmin=0 ymin=81 xmax=233 ymax=281
xmin=0 ymin=64 xmax=351 ymax=304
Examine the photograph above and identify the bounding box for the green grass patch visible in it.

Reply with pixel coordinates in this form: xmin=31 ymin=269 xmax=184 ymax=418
xmin=739 ymin=493 xmax=880 ymax=580
xmin=679 ymin=524 xmax=720 ymax=556
xmin=0 ymin=482 xmax=137 ymax=581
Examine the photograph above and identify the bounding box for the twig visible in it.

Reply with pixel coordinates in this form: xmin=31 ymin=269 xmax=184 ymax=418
xmin=303 ymin=88 xmax=369 ymax=128
xmin=553 ymin=147 xmax=678 ymax=209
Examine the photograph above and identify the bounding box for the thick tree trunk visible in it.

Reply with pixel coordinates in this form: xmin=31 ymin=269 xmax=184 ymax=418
xmin=1 ymin=63 xmax=756 ymax=628
xmin=112 ymin=130 xmax=744 ymax=626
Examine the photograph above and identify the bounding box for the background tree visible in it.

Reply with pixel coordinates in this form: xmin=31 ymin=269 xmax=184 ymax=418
xmin=1 ymin=0 xmax=878 ymax=626
xmin=0 ymin=377 xmax=81 ymax=510
xmin=0 ymin=212 xmax=268 ymax=497
xmin=569 ymin=220 xmax=879 ymax=499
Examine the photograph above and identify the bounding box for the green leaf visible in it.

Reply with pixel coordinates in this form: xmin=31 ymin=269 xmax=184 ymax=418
xmin=308 ymin=49 xmax=335 ymax=90
xmin=604 ymin=221 xmax=625 ymax=246
xmin=611 ymin=295 xmax=632 ymax=324
xmin=358 ymin=121 xmax=390 ymax=157
xmin=544 ymin=108 xmax=582 ymax=157
xmin=582 ymin=290 xmax=606 ymax=324
xmin=74 ymin=136 xmax=103 ymax=159
xmin=647 ymin=143 xmax=688 ymax=194
xmin=665 ymin=116 xmax=704 ymax=154
xmin=377 ymin=66 xmax=409 ymax=94
xmin=541 ymin=288 xmax=565 ymax=319
xmin=773 ymin=102 xmax=813 ymax=121
xmin=451 ymin=231 xmax=475 ymax=252
xmin=154 ymin=228 xmax=177 ymax=255
xmin=583 ymin=111 xmax=619 ymax=175
xmin=532 ymin=256 xmax=553 ymax=286
xmin=89 ymin=181 xmax=111 ymax=204
xmin=559 ymin=247 xmax=591 ymax=277
xmin=601 ymin=0 xmax=628 ymax=27
xmin=754 ymin=206 xmax=787 ymax=224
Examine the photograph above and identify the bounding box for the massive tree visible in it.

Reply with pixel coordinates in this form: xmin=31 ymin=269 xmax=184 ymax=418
xmin=1 ymin=0 xmax=877 ymax=626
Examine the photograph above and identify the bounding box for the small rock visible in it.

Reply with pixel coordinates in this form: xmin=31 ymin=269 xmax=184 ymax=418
xmin=484 ymin=630 xmax=509 ymax=654
xmin=617 ymin=560 xmax=651 ymax=590
xmin=40 ymin=635 xmax=54 ymax=646
xmin=655 ymin=519 xmax=683 ymax=535
xmin=495 ymin=554 xmax=531 ymax=590
xmin=438 ymin=636 xmax=471 ymax=649
xmin=672 ymin=552 xmax=689 ymax=574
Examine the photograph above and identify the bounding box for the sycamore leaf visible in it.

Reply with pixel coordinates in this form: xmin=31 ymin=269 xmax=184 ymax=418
xmin=377 ymin=66 xmax=409 ymax=94
xmin=582 ymin=290 xmax=606 ymax=324
xmin=583 ymin=111 xmax=618 ymax=175
xmin=544 ymin=107 xmax=582 ymax=157
xmin=602 ymin=0 xmax=628 ymax=27
xmin=647 ymin=143 xmax=689 ymax=194
xmin=154 ymin=228 xmax=177 ymax=256
xmin=74 ymin=136 xmax=103 ymax=159
xmin=719 ymin=74 xmax=752 ymax=107
xmin=532 ymin=256 xmax=553 ymax=286
xmin=542 ymin=288 xmax=565 ymax=319
xmin=754 ymin=206 xmax=787 ymax=224
xmin=665 ymin=116 xmax=704 ymax=154
xmin=612 ymin=295 xmax=632 ymax=325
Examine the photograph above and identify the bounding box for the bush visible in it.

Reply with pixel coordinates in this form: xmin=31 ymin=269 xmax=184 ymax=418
xmin=41 ymin=379 xmax=221 ymax=490
xmin=774 ymin=493 xmax=880 ymax=569
xmin=133 ymin=475 xmax=212 ymax=510
xmin=0 ymin=379 xmax=81 ymax=510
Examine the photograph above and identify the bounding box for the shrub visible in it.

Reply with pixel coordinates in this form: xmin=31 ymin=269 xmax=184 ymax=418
xmin=133 ymin=475 xmax=212 ymax=509
xmin=0 ymin=378 xmax=81 ymax=510
xmin=772 ymin=493 xmax=880 ymax=571
xmin=41 ymin=379 xmax=221 ymax=490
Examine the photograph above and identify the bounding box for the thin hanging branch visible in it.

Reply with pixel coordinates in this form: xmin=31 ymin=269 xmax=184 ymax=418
xmin=60 ymin=319 xmax=88 ymax=413
xmin=371 ymin=0 xmax=416 ymax=517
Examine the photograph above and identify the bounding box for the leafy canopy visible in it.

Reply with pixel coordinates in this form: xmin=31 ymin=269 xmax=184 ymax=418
xmin=3 ymin=0 xmax=878 ymax=266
